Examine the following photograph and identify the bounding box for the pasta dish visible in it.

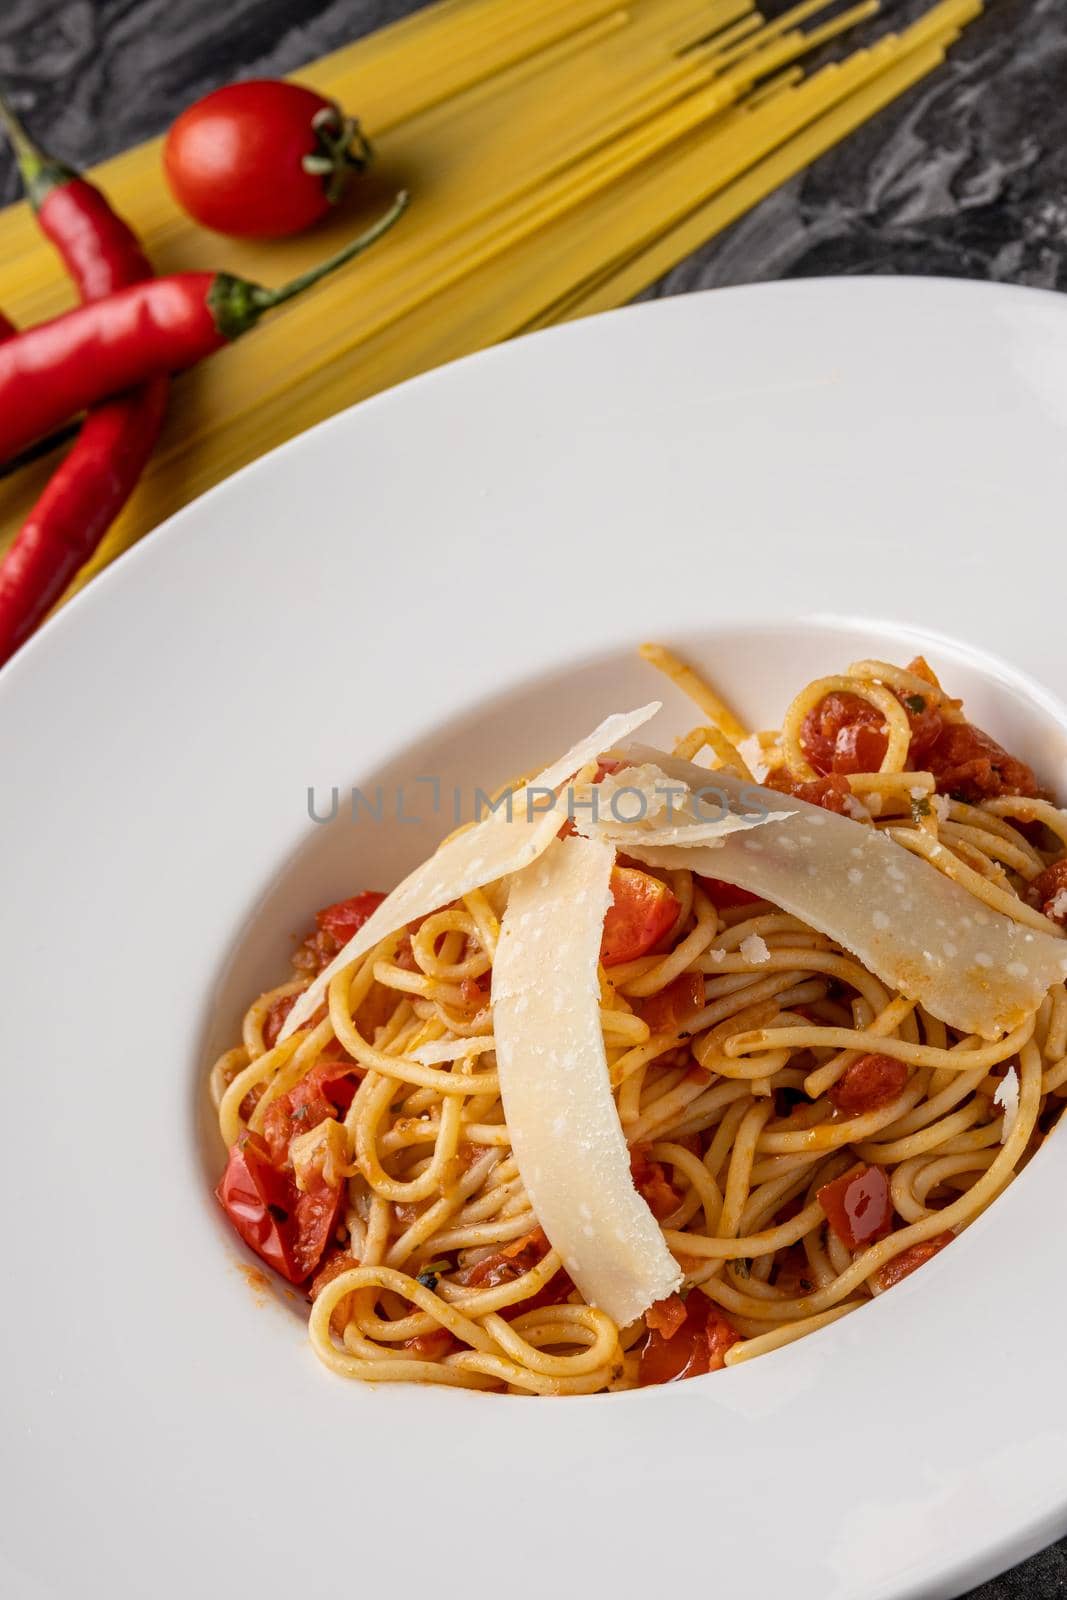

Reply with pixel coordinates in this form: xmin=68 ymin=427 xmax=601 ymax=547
xmin=209 ymin=645 xmax=1067 ymax=1394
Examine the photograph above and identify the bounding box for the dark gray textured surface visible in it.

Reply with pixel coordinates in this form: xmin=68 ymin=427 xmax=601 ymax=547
xmin=1 ymin=3 xmax=1065 ymax=1594
xmin=1 ymin=0 xmax=1065 ymax=291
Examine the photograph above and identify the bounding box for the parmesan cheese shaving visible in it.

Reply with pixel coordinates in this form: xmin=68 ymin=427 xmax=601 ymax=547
xmin=528 ymin=704 xmax=662 ymax=796
xmin=994 ymin=1066 xmax=1020 ymax=1143
xmin=576 ymin=761 xmax=789 ymax=847
xmin=407 ymin=1036 xmax=496 ymax=1065
xmin=613 ymin=747 xmax=1067 ymax=1041
xmin=492 ymin=835 xmax=682 ymax=1324
xmin=279 ymin=703 xmax=661 ymax=1040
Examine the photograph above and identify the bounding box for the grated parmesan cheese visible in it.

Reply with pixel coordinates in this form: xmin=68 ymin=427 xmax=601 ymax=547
xmin=993 ymin=1066 xmax=1020 ymax=1143
xmin=739 ymin=933 xmax=771 ymax=964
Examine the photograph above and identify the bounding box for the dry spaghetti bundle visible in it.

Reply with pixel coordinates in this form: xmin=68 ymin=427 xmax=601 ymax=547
xmin=209 ymin=647 xmax=1067 ymax=1394
xmin=0 ymin=0 xmax=980 ymax=605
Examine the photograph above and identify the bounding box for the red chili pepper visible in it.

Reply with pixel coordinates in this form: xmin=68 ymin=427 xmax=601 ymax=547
xmin=0 ymin=312 xmax=63 ymax=479
xmin=0 ymin=99 xmax=167 ymax=666
xmin=0 ymin=383 xmax=170 ymax=662
xmin=2 ymin=104 xmax=153 ymax=297
xmin=0 ymin=188 xmax=408 ymax=463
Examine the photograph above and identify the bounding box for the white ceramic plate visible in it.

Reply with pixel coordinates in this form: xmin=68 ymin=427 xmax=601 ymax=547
xmin=4 ymin=278 xmax=1067 ymax=1600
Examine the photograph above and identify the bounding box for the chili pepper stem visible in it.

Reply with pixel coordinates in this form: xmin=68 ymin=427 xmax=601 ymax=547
xmin=0 ymin=91 xmax=76 ymax=208
xmin=207 ymin=188 xmax=409 ymax=339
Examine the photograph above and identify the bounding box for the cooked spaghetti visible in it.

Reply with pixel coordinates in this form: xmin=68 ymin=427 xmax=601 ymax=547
xmin=210 ymin=646 xmax=1067 ymax=1394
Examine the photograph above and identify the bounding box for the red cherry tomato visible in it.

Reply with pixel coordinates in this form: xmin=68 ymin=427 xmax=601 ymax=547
xmin=164 ymin=80 xmax=373 ymax=238
xmin=315 ymin=890 xmax=386 ymax=945
xmin=799 ymin=689 xmax=945 ymax=778
xmin=216 ymin=1130 xmax=344 ymax=1284
xmin=601 ymin=866 xmax=679 ymax=966
xmin=261 ymin=1059 xmax=363 ymax=1168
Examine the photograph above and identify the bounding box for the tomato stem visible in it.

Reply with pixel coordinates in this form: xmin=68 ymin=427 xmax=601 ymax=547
xmin=0 ymin=93 xmax=76 ymax=209
xmin=304 ymin=105 xmax=374 ymax=206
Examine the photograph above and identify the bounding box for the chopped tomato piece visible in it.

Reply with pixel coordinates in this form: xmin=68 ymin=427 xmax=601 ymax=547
xmin=835 ymin=719 xmax=892 ymax=774
xmin=308 ymin=1248 xmax=359 ymax=1301
xmin=501 ymin=1226 xmax=548 ymax=1261
xmin=1030 ymin=859 xmax=1067 ymax=924
xmin=630 ymin=1144 xmax=684 ymax=1221
xmin=696 ymin=875 xmax=762 ymax=908
xmin=800 ymin=692 xmax=880 ymax=774
xmin=262 ymin=991 xmax=298 ymax=1050
xmin=404 ymin=1327 xmax=459 ymax=1359
xmin=925 ymin=721 xmax=1039 ymax=802
xmin=905 ymin=655 xmax=940 ymax=689
xmin=817 ymin=1165 xmax=893 ymax=1250
xmin=292 ymin=928 xmax=336 ymax=975
xmin=635 ymin=972 xmax=705 ymax=1033
xmin=638 ymin=1292 xmax=739 ymax=1385
xmin=704 ymin=1308 xmax=741 ymax=1371
xmin=457 ymin=1227 xmax=549 ymax=1288
xmin=873 ymin=1231 xmax=953 ymax=1291
xmin=294 ymin=890 xmax=387 ymax=974
xmin=899 ymin=692 xmax=944 ymax=761
xmin=645 ymin=1293 xmax=688 ymax=1339
xmin=800 ymin=689 xmax=943 ymax=777
xmin=829 ymin=1053 xmax=909 ymax=1115
xmin=261 ymin=1059 xmax=362 ymax=1169
xmin=499 ymin=1269 xmax=575 ymax=1321
xmin=316 ymin=890 xmax=387 ymax=945
xmin=453 ymin=1228 xmax=573 ymax=1317
xmin=457 ymin=974 xmax=490 ymax=1014
xmin=601 ymin=867 xmax=679 ymax=966
xmin=765 ymin=769 xmax=854 ymax=815
xmin=308 ymin=1248 xmax=360 ymax=1332
xmin=216 ymin=1130 xmax=345 ymax=1285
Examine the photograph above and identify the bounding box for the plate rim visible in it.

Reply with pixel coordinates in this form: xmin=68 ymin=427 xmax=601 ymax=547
xmin=5 ymin=273 xmax=1067 ymax=1600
